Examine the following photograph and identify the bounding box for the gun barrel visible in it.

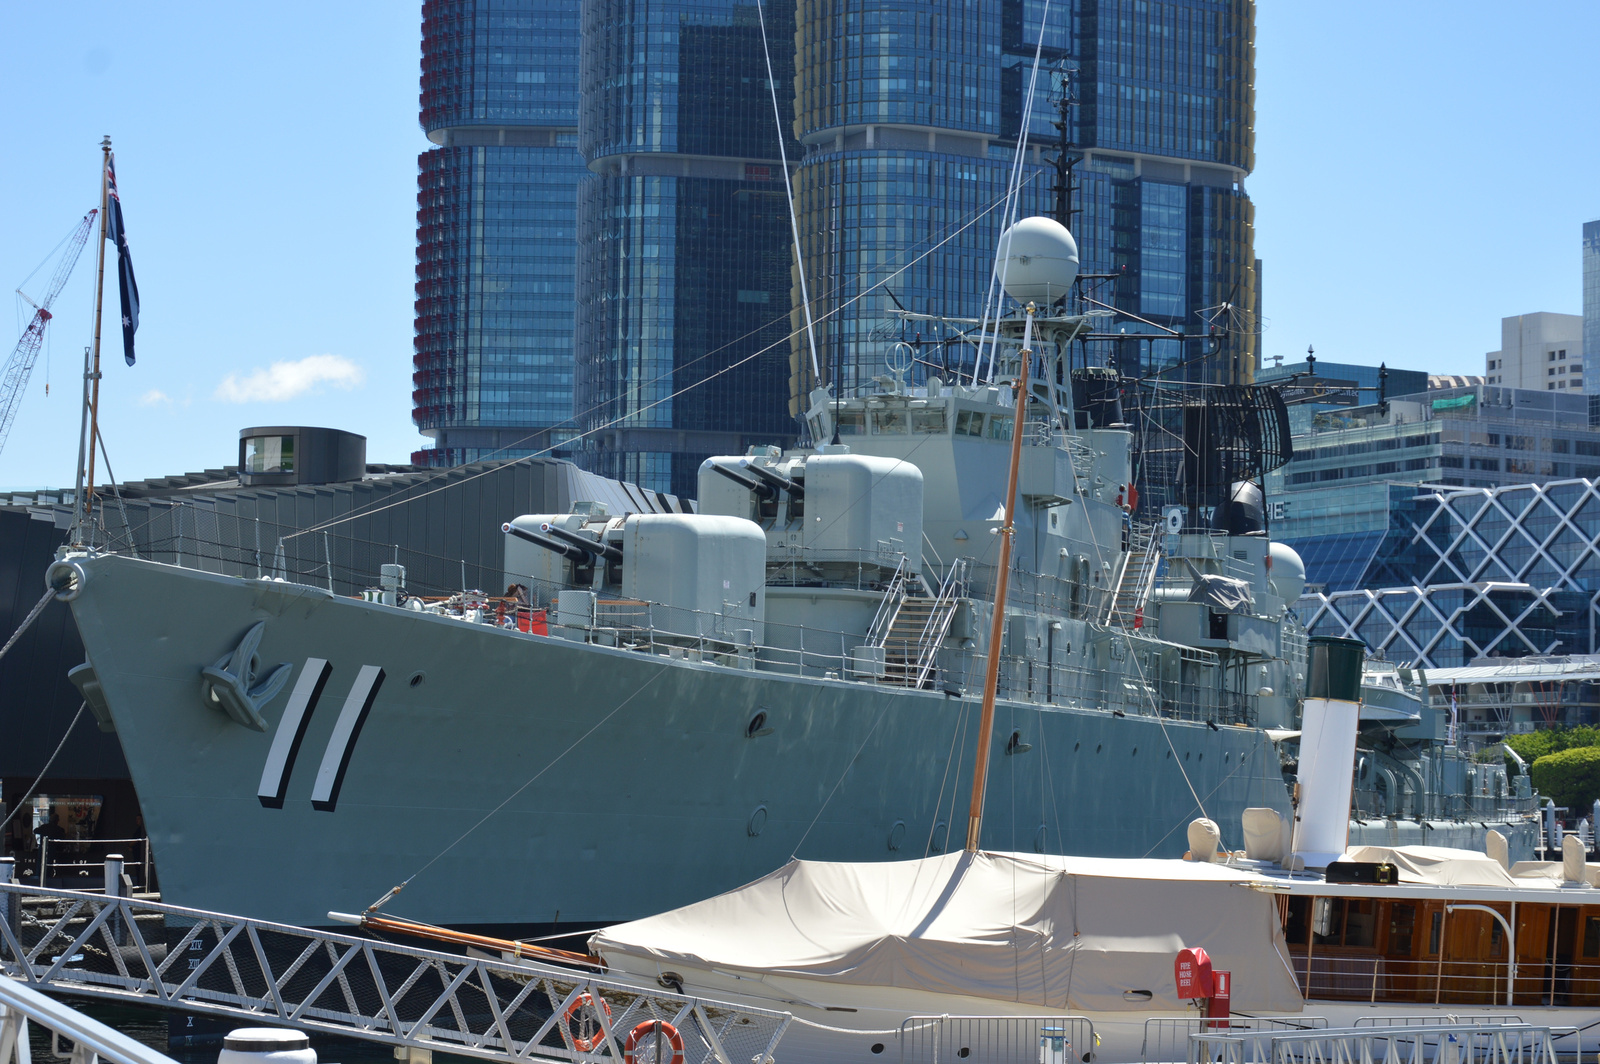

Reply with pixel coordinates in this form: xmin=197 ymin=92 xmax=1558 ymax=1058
xmin=741 ymin=459 xmax=803 ymax=498
xmin=710 ymin=461 xmax=777 ymax=501
xmin=539 ymin=522 xmax=625 ymax=563
xmin=503 ymin=522 xmax=589 ymax=563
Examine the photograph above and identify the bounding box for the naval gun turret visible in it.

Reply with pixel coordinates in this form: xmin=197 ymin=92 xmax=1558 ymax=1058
xmin=503 ymin=503 xmax=767 ymax=648
xmin=698 ymin=447 xmax=923 ymax=586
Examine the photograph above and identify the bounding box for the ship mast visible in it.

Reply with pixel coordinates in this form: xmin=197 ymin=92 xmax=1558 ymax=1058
xmin=964 ymin=304 xmax=1035 ymax=853
xmin=72 ymin=137 xmax=113 ymax=541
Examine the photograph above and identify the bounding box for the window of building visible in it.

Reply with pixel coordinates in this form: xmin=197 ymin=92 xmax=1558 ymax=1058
xmin=1550 ymin=368 xmax=1557 ymax=376
xmin=1469 ymin=457 xmax=1500 ymax=471
xmin=243 ymin=435 xmax=294 ymax=474
xmin=1550 ymin=383 xmax=1557 ymax=390
xmin=1551 ymin=438 xmax=1570 ymax=453
xmin=1560 ymin=350 xmax=1567 ymax=360
xmin=1550 ymin=352 xmax=1559 ymax=362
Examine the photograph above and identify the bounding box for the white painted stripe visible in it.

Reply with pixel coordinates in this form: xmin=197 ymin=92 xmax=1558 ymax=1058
xmin=257 ymin=659 xmax=331 ymax=808
xmin=310 ymin=664 xmax=385 ymax=810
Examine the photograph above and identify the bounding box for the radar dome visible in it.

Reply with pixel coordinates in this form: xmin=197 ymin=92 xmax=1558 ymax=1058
xmin=995 ymin=216 xmax=1079 ymax=305
xmin=1268 ymin=541 xmax=1306 ymax=603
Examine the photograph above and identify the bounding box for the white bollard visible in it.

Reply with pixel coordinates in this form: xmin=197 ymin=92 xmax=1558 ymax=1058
xmin=218 ymin=1029 xmax=316 ymax=1064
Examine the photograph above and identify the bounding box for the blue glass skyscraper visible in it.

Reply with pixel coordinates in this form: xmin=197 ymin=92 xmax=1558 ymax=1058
xmin=1584 ymin=219 xmax=1599 ymax=392
xmin=791 ymin=0 xmax=1259 ymax=404
xmin=575 ymin=0 xmax=801 ymax=496
xmin=413 ymin=0 xmax=587 ymax=465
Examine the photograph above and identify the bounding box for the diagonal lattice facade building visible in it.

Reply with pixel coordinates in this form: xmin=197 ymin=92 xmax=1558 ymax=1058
xmin=1294 ymin=477 xmax=1600 ymax=668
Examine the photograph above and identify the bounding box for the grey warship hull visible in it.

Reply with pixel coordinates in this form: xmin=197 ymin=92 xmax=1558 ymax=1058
xmin=65 ymin=552 xmax=1293 ymax=929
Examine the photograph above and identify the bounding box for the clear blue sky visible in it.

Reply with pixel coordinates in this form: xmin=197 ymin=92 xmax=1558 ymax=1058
xmin=1 ymin=2 xmax=1596 ymax=488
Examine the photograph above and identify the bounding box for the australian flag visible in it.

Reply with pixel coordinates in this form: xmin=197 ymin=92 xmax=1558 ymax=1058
xmin=105 ymin=157 xmax=140 ymax=366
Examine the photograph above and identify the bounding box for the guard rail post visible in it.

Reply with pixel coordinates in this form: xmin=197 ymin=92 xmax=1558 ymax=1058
xmin=0 ymin=858 xmax=16 ymax=939
xmin=104 ymin=853 xmax=126 ymax=944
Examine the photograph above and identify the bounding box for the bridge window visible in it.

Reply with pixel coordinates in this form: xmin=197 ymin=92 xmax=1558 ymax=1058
xmin=836 ymin=410 xmax=866 ymax=435
xmin=911 ymin=408 xmax=948 ymax=434
xmin=872 ymin=408 xmax=907 ymax=434
xmin=955 ymin=410 xmax=984 ymax=437
xmin=986 ymin=415 xmax=1013 ymax=441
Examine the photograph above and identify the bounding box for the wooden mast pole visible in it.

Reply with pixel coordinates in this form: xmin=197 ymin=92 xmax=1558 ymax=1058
xmin=965 ymin=304 xmax=1034 ymax=854
xmin=83 ymin=136 xmax=113 ymax=526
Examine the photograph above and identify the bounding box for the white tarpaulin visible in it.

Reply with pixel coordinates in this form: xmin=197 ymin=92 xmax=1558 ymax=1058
xmin=592 ymin=851 xmax=1303 ymax=1012
xmin=1343 ymin=845 xmax=1520 ymax=888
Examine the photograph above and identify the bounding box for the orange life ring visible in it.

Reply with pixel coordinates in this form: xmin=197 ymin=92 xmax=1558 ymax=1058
xmin=562 ymin=993 xmax=612 ymax=1052
xmin=624 ymin=1020 xmax=685 ymax=1064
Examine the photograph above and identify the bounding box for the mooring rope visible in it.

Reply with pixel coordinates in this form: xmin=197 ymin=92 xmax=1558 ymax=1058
xmin=0 ymin=586 xmax=58 ymax=665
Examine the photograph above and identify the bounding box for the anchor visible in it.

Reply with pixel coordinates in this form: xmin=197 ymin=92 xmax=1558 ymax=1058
xmin=200 ymin=621 xmax=291 ymax=731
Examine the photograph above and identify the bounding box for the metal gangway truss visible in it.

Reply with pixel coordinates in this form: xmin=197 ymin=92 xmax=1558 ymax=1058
xmin=0 ymin=882 xmax=790 ymax=1064
xmin=1186 ymin=1023 xmax=1581 ymax=1064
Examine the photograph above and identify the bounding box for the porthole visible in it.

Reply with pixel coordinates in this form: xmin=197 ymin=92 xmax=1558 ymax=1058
xmin=929 ymin=821 xmax=949 ymax=855
xmin=747 ymin=805 xmax=768 ymax=837
xmin=746 ymin=711 xmax=772 ymax=738
xmin=1095 ymin=743 xmax=1102 ymax=754
xmin=957 ymin=1049 xmax=971 ymax=1059
xmin=408 ymin=672 xmax=426 ymax=688
xmin=1131 ymin=747 xmax=1137 ymax=756
xmin=887 ymin=820 xmax=907 ymax=852
xmin=871 ymin=1046 xmax=885 ymax=1056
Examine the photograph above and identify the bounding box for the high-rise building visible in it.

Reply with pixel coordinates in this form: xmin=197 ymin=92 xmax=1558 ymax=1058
xmin=1585 ymin=219 xmax=1600 ymax=382
xmin=1484 ymin=312 xmax=1584 ymax=393
xmin=574 ymin=0 xmax=801 ymax=497
xmin=417 ymin=1 xmax=1261 ymax=488
xmin=790 ymin=0 xmax=1260 ymax=410
xmin=412 ymin=1 xmax=587 ymax=466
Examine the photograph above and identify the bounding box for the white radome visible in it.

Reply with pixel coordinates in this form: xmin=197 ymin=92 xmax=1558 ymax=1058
xmin=996 ymin=216 xmax=1080 ymax=305
xmin=1267 ymin=541 xmax=1306 ymax=603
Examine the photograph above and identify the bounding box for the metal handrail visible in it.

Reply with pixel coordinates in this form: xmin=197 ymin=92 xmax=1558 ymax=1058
xmin=0 ymin=976 xmax=181 ymax=1064
xmin=865 ymin=555 xmax=911 ymax=649
xmin=912 ymin=558 xmax=969 ymax=688
xmin=0 ymin=879 xmax=792 ymax=1064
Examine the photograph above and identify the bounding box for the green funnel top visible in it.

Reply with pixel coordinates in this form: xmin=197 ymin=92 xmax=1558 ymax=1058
xmin=1307 ymin=635 xmax=1366 ymax=703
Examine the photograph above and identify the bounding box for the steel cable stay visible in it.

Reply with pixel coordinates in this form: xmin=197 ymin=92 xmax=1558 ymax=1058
xmin=270 ymin=172 xmax=1045 ymax=545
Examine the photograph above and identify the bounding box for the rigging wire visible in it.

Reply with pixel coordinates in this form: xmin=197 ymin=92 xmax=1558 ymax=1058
xmin=365 ymin=662 xmax=674 ymax=912
xmin=974 ymin=0 xmax=1054 ymax=385
xmin=277 ymin=175 xmax=1042 ymax=545
xmin=754 ymin=0 xmax=821 ymax=389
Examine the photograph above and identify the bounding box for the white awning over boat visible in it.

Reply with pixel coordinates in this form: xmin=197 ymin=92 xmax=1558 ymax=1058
xmin=591 ymin=850 xmax=1303 ymax=1013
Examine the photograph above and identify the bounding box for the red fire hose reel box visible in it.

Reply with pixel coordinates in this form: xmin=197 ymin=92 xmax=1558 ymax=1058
xmin=1174 ymin=947 xmax=1213 ymax=999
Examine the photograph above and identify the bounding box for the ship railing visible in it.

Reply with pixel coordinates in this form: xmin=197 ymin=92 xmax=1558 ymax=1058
xmin=1288 ymin=951 xmax=1600 ymax=1012
xmin=897 ymin=1014 xmax=1095 ymax=1064
xmin=1189 ymin=1024 xmax=1579 ymax=1064
xmin=0 ymin=875 xmax=792 ymax=1064
xmin=1140 ymin=1017 xmax=1328 ymax=1064
xmin=23 ymin=838 xmax=153 ymax=894
xmin=865 ymin=556 xmax=912 ymax=648
xmin=0 ymin=974 xmax=183 ymax=1064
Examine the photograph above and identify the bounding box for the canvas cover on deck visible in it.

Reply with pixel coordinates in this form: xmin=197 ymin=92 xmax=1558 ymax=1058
xmin=1344 ymin=845 xmax=1519 ymax=888
xmin=591 ymin=851 xmax=1303 ymax=1012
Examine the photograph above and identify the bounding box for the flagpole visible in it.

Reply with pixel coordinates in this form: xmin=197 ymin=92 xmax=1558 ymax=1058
xmin=82 ymin=136 xmax=113 ymax=533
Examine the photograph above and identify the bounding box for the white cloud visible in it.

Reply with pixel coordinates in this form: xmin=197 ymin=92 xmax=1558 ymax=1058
xmin=137 ymin=389 xmax=171 ymax=407
xmin=214 ymin=354 xmax=365 ymax=403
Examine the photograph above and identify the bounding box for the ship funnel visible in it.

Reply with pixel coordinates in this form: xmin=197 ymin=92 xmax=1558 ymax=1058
xmin=996 ymin=216 xmax=1079 ymax=305
xmin=1289 ymin=636 xmax=1366 ymax=870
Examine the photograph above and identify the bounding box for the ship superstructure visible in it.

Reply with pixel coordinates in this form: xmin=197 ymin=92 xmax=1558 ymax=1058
xmin=42 ymin=218 xmax=1533 ymax=930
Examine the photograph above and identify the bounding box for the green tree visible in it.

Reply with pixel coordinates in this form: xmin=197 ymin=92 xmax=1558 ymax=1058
xmin=1530 ymin=746 xmax=1600 ymax=812
xmin=1505 ymin=726 xmax=1600 ymax=764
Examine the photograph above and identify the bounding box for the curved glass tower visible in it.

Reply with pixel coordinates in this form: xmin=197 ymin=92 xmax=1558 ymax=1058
xmin=791 ymin=0 xmax=1258 ymax=404
xmin=575 ymin=0 xmax=800 ymax=496
xmin=413 ymin=0 xmax=587 ymax=466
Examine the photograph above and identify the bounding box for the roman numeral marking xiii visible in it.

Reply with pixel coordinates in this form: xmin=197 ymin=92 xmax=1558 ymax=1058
xmin=256 ymin=659 xmax=383 ymax=812
xmin=311 ymin=664 xmax=385 ymax=812
xmin=257 ymin=659 xmax=332 ymax=808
